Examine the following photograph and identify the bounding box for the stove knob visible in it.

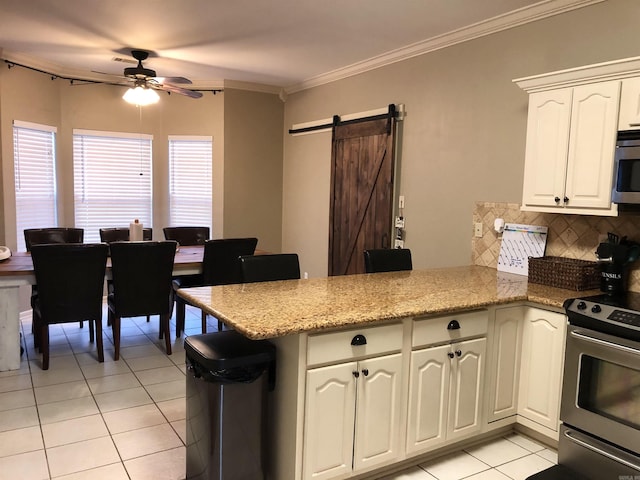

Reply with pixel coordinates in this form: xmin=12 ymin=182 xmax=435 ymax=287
xmin=591 ymin=304 xmax=602 ymax=314
xmin=577 ymin=301 xmax=587 ymax=310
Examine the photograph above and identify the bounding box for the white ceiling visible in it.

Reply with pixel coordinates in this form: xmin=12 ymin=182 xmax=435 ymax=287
xmin=0 ymin=0 xmax=598 ymax=93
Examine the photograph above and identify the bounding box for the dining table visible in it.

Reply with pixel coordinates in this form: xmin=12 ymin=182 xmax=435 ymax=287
xmin=0 ymin=245 xmax=207 ymax=371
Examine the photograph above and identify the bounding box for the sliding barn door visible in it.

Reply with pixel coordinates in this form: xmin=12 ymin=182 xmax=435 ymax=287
xmin=328 ymin=115 xmax=396 ymax=276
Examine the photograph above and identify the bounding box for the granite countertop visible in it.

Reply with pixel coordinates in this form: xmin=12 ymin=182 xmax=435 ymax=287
xmin=177 ymin=265 xmax=598 ymax=340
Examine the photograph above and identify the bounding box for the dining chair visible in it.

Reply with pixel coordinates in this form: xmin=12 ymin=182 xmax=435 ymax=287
xmin=99 ymin=227 xmax=154 ymax=323
xmin=162 ymin=226 xmax=210 ymax=246
xmin=99 ymin=227 xmax=153 ymax=243
xmin=30 ymin=243 xmax=108 ymax=370
xmin=363 ymin=248 xmax=413 ymax=273
xmin=24 ymin=227 xmax=86 ymax=345
xmin=174 ymin=237 xmax=258 ymax=336
xmin=107 ymin=241 xmax=177 ymax=360
xmin=239 ymin=253 xmax=301 ymax=283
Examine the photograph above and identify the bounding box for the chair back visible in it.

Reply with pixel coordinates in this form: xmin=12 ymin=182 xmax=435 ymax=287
xmin=24 ymin=228 xmax=84 ymax=251
xmin=163 ymin=226 xmax=210 ymax=246
xmin=202 ymin=237 xmax=258 ymax=285
xmin=99 ymin=227 xmax=152 ymax=243
xmin=364 ymin=248 xmax=413 ymax=273
xmin=239 ymin=253 xmax=300 ymax=283
xmin=109 ymin=241 xmax=177 ymax=317
xmin=31 ymin=243 xmax=108 ymax=324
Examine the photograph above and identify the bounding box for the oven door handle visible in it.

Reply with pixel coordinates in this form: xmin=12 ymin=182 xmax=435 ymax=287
xmin=563 ymin=428 xmax=640 ymax=471
xmin=570 ymin=330 xmax=640 ymax=356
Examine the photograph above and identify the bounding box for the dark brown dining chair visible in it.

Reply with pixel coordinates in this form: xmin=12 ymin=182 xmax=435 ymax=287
xmin=162 ymin=226 xmax=210 ymax=246
xmin=174 ymin=237 xmax=258 ymax=336
xmin=107 ymin=241 xmax=177 ymax=360
xmin=364 ymin=248 xmax=413 ymax=273
xmin=24 ymin=227 xmax=85 ymax=344
xmin=99 ymin=227 xmax=153 ymax=243
xmin=239 ymin=253 xmax=301 ymax=283
xmin=31 ymin=243 xmax=108 ymax=370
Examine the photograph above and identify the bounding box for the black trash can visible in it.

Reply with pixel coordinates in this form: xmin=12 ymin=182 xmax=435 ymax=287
xmin=185 ymin=330 xmax=276 ymax=480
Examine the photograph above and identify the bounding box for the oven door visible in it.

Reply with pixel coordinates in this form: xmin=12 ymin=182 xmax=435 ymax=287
xmin=561 ymin=325 xmax=640 ymax=454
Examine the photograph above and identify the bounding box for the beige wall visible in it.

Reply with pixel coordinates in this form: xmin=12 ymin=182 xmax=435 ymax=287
xmin=0 ymin=69 xmax=284 ymax=254
xmin=282 ymin=0 xmax=640 ymax=278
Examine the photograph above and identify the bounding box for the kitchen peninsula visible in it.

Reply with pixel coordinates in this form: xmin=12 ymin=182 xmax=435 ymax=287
xmin=178 ymin=266 xmax=591 ymax=480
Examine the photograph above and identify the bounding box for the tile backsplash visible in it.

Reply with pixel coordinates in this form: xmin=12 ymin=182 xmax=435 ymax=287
xmin=471 ymin=202 xmax=640 ymax=292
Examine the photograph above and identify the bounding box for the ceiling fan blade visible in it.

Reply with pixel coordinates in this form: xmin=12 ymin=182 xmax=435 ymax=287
xmin=151 ymin=82 xmax=203 ymax=99
xmin=152 ymin=76 xmax=192 ymax=85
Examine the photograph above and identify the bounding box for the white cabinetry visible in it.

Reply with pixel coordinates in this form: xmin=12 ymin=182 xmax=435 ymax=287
xmin=406 ymin=311 xmax=487 ymax=454
xmin=302 ymin=324 xmax=404 ymax=480
xmin=517 ymin=307 xmax=567 ymax=438
xmin=486 ymin=306 xmax=523 ymax=423
xmin=619 ymin=77 xmax=640 ymax=130
xmin=521 ymin=81 xmax=620 ymax=216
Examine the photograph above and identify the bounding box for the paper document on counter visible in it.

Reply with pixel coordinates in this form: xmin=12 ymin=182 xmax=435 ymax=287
xmin=497 ymin=223 xmax=548 ymax=276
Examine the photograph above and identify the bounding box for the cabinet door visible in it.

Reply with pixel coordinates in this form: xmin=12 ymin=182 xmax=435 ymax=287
xmin=487 ymin=306 xmax=523 ymax=422
xmin=353 ymin=354 xmax=403 ymax=472
xmin=619 ymin=77 xmax=640 ymax=130
xmin=518 ymin=308 xmax=566 ymax=432
xmin=522 ymin=89 xmax=572 ymax=207
xmin=303 ymin=362 xmax=357 ymax=480
xmin=565 ymin=81 xmax=621 ymax=209
xmin=406 ymin=344 xmax=450 ymax=454
xmin=448 ymin=337 xmax=486 ymax=441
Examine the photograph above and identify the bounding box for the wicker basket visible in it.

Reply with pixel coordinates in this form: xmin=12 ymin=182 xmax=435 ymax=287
xmin=528 ymin=256 xmax=601 ymax=291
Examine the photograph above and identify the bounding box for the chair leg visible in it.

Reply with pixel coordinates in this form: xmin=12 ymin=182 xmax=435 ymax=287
xmin=161 ymin=313 xmax=172 ymax=355
xmin=201 ymin=311 xmax=207 ymax=334
xmin=146 ymin=315 xmax=150 ymax=323
xmin=94 ymin=319 xmax=104 ymax=363
xmin=88 ymin=319 xmax=95 ymax=343
xmin=113 ymin=316 xmax=121 ymax=361
xmin=218 ymin=319 xmax=223 ymax=331
xmin=175 ymin=297 xmax=186 ymax=337
xmin=41 ymin=323 xmax=50 ymax=370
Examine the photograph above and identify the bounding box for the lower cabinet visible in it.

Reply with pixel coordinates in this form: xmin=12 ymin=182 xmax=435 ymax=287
xmin=517 ymin=307 xmax=567 ymax=435
xmin=302 ymin=353 xmax=403 ymax=480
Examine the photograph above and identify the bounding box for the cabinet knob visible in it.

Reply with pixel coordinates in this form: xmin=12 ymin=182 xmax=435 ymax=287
xmin=353 ymin=371 xmax=360 ymax=378
xmin=362 ymin=368 xmax=369 ymax=377
xmin=455 ymin=350 xmax=462 ymax=357
xmin=448 ymin=352 xmax=455 ymax=359
xmin=351 ymin=334 xmax=367 ymax=346
xmin=447 ymin=320 xmax=460 ymax=330
xmin=554 ymin=197 xmax=561 ymax=204
xmin=564 ymin=196 xmax=569 ymax=204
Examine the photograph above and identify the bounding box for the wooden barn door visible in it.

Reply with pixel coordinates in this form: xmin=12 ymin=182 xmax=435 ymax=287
xmin=328 ymin=110 xmax=396 ymax=276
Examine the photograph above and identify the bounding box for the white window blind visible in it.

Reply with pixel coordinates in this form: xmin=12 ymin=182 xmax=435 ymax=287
xmin=168 ymin=135 xmax=212 ymax=229
xmin=73 ymin=129 xmax=153 ymax=243
xmin=13 ymin=120 xmax=57 ymax=252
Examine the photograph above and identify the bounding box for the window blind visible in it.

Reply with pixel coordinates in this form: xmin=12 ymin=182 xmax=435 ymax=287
xmin=13 ymin=120 xmax=57 ymax=252
xmin=168 ymin=135 xmax=212 ymax=230
xmin=73 ymin=129 xmax=153 ymax=243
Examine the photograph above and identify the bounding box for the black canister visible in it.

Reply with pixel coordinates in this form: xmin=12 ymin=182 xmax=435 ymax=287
xmin=600 ymin=262 xmax=628 ymax=294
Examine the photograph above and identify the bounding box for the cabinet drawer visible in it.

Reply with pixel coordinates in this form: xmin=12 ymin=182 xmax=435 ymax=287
xmin=413 ymin=310 xmax=488 ymax=348
xmin=307 ymin=323 xmax=403 ymax=367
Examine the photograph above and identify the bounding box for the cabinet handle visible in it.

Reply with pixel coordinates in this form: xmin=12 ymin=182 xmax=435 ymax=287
xmin=564 ymin=196 xmax=569 ymax=204
xmin=353 ymin=371 xmax=360 ymax=378
xmin=447 ymin=352 xmax=454 ymax=359
xmin=447 ymin=320 xmax=460 ymax=330
xmin=554 ymin=196 xmax=561 ymax=204
xmin=362 ymin=368 xmax=369 ymax=376
xmin=455 ymin=349 xmax=462 ymax=357
xmin=351 ymin=334 xmax=367 ymax=346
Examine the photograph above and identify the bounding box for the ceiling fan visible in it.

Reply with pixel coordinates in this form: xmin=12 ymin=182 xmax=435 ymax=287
xmin=119 ymin=49 xmax=203 ymax=100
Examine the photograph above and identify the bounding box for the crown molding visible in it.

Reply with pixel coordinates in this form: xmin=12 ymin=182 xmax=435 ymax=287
xmin=285 ymin=0 xmax=605 ymax=94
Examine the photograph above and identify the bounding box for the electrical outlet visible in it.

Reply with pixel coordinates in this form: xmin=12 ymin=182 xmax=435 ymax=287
xmin=395 ymin=216 xmax=405 ymax=228
xmin=394 ymin=239 xmax=404 ymax=248
xmin=474 ymin=222 xmax=483 ymax=238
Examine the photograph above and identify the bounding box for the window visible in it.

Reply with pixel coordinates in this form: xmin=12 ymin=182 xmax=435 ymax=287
xmin=168 ymin=136 xmax=212 ymax=229
xmin=73 ymin=129 xmax=152 ymax=243
xmin=13 ymin=120 xmax=57 ymax=251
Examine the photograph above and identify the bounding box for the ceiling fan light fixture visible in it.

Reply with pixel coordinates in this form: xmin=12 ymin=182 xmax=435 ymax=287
xmin=123 ymin=85 xmax=160 ymax=106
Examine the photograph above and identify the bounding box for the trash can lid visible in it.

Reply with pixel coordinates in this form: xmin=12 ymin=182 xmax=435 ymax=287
xmin=184 ymin=330 xmax=275 ymax=371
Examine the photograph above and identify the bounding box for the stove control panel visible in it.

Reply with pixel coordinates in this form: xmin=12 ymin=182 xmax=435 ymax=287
xmin=566 ymin=297 xmax=640 ymax=340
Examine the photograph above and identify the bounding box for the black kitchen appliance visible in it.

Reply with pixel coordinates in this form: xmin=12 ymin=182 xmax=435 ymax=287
xmin=529 ymin=292 xmax=640 ymax=479
xmin=595 ymin=234 xmax=640 ymax=294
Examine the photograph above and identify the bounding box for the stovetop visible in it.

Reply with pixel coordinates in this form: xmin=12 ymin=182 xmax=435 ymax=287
xmin=565 ymin=291 xmax=640 ymax=341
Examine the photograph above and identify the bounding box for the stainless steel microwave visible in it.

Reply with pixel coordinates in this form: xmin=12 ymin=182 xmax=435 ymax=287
xmin=612 ymin=130 xmax=640 ymax=204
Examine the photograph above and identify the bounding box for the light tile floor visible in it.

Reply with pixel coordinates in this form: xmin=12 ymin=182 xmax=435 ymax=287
xmin=0 ymin=306 xmax=557 ymax=480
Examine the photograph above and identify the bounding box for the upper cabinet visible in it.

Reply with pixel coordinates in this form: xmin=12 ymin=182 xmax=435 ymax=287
xmin=515 ymin=56 xmax=640 ymax=217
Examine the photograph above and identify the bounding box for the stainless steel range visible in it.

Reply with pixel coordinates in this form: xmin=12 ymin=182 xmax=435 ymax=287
xmin=554 ymin=293 xmax=640 ymax=479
